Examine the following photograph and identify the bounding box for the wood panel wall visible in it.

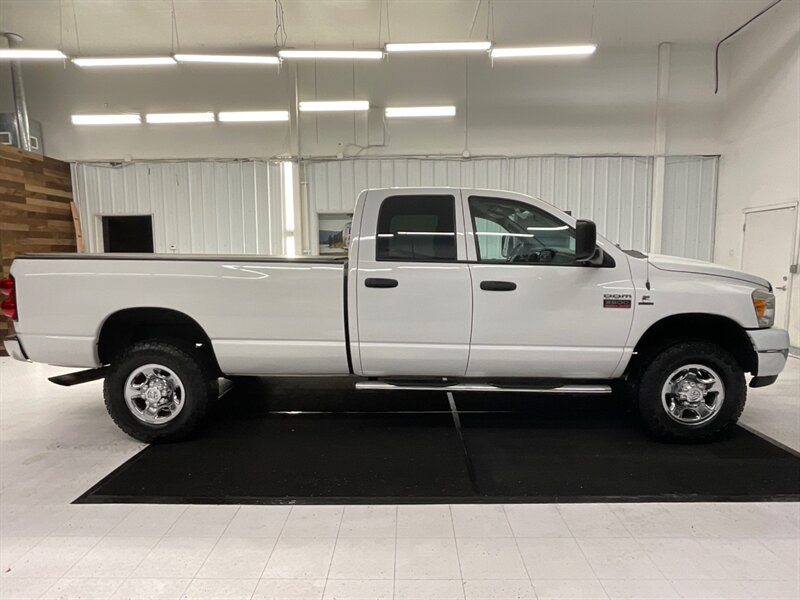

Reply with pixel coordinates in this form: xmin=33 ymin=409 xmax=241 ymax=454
xmin=0 ymin=145 xmax=76 ymax=354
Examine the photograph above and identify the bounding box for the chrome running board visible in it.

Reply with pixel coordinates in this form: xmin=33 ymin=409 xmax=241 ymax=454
xmin=355 ymin=382 xmax=612 ymax=394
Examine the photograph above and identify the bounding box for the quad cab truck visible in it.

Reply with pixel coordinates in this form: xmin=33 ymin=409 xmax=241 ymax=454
xmin=1 ymin=188 xmax=790 ymax=443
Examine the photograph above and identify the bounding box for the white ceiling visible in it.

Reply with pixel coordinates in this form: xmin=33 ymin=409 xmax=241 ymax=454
xmin=0 ymin=0 xmax=777 ymax=55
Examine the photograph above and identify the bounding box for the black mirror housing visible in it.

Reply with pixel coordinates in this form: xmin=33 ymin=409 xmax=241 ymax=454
xmin=575 ymin=219 xmax=597 ymax=262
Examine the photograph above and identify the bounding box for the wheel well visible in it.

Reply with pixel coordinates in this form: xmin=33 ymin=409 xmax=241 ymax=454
xmin=627 ymin=314 xmax=757 ymax=378
xmin=97 ymin=308 xmax=220 ymax=373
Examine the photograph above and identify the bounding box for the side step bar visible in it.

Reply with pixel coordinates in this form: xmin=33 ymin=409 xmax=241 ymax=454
xmin=355 ymin=382 xmax=612 ymax=394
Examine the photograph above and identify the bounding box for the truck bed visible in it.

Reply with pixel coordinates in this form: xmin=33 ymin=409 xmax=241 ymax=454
xmin=11 ymin=253 xmax=350 ymax=375
xmin=19 ymin=253 xmax=348 ymax=264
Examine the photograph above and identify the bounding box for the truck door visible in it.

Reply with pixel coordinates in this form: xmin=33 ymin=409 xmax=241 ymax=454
xmin=462 ymin=192 xmax=635 ymax=379
xmin=353 ymin=190 xmax=472 ymax=376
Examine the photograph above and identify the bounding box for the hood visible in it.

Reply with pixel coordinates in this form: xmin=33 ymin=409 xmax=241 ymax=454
xmin=648 ymin=254 xmax=771 ymax=289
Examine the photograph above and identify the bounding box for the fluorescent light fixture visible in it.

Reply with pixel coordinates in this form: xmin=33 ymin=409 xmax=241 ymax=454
xmin=477 ymin=231 xmax=533 ymax=238
xmin=397 ymin=231 xmax=454 ymax=236
xmin=385 ymin=41 xmax=491 ymax=53
xmin=174 ymin=54 xmax=280 ymax=64
xmin=491 ymin=44 xmax=597 ymax=58
xmin=218 ymin=110 xmax=289 ymax=122
xmin=72 ymin=56 xmax=176 ymax=67
xmin=71 ymin=114 xmax=141 ymax=125
xmin=299 ymin=100 xmax=369 ymax=112
xmin=0 ymin=49 xmax=66 ymax=60
xmin=282 ymin=161 xmax=296 ymax=256
xmin=278 ymin=49 xmax=383 ymax=60
xmin=145 ymin=112 xmax=215 ymax=124
xmin=385 ymin=105 xmax=456 ymax=118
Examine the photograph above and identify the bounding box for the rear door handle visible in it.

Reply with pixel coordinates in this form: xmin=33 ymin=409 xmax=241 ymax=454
xmin=480 ymin=280 xmax=517 ymax=291
xmin=365 ymin=277 xmax=399 ymax=288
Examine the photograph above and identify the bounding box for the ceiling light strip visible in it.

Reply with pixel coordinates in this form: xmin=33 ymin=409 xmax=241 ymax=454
xmin=72 ymin=56 xmax=177 ymax=67
xmin=279 ymin=50 xmax=383 ymax=60
xmin=385 ymin=106 xmax=456 ymax=118
xmin=218 ymin=110 xmax=289 ymax=122
xmin=299 ymin=101 xmax=370 ymax=112
xmin=491 ymin=45 xmax=597 ymax=58
xmin=385 ymin=41 xmax=491 ymax=53
xmin=0 ymin=49 xmax=67 ymax=60
xmin=174 ymin=54 xmax=280 ymax=64
xmin=71 ymin=114 xmax=141 ymax=125
xmin=145 ymin=112 xmax=215 ymax=124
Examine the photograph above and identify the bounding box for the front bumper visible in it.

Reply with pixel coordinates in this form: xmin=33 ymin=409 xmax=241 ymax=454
xmin=3 ymin=335 xmax=30 ymax=362
xmin=747 ymin=328 xmax=789 ymax=379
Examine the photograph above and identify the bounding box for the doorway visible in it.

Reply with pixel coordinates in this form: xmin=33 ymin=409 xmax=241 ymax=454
xmin=101 ymin=215 xmax=154 ymax=253
xmin=741 ymin=204 xmax=798 ymax=331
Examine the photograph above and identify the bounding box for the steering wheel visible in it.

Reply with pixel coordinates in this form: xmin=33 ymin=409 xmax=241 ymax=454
xmin=507 ymin=243 xmax=556 ymax=264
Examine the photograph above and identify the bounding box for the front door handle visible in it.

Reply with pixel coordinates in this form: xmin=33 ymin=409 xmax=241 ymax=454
xmin=480 ymin=280 xmax=517 ymax=291
xmin=365 ymin=277 xmax=399 ymax=288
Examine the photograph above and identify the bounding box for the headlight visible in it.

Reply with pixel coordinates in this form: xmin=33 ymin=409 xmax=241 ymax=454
xmin=752 ymin=289 xmax=775 ymax=328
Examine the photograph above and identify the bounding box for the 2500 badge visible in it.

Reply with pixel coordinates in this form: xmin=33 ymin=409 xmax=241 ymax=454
xmin=603 ymin=293 xmax=632 ymax=309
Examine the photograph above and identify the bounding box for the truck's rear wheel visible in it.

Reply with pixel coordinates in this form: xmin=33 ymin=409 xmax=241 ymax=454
xmin=104 ymin=340 xmax=212 ymax=443
xmin=637 ymin=341 xmax=746 ymax=441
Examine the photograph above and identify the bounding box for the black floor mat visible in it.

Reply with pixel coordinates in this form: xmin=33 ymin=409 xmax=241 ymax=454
xmin=77 ymin=378 xmax=800 ymax=504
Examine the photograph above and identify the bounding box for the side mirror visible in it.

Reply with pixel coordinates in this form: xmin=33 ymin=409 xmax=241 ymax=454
xmin=575 ymin=219 xmax=597 ymax=262
xmin=500 ymin=235 xmax=513 ymax=258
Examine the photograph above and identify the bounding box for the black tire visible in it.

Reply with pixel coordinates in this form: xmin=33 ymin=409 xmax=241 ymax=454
xmin=637 ymin=341 xmax=746 ymax=442
xmin=103 ymin=340 xmax=213 ymax=443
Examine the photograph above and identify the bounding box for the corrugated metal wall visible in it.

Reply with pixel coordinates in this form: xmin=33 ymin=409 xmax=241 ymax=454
xmin=661 ymin=156 xmax=718 ymax=261
xmin=304 ymin=155 xmax=718 ymax=258
xmin=304 ymin=156 xmax=654 ymax=251
xmin=71 ymin=155 xmax=718 ymax=259
xmin=72 ymin=160 xmax=285 ymax=254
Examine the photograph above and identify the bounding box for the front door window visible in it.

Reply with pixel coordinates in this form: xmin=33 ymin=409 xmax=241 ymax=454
xmin=469 ymin=196 xmax=576 ymax=265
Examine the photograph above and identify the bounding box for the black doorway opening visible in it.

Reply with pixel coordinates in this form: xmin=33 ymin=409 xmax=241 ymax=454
xmin=102 ymin=215 xmax=154 ymax=253
xmin=76 ymin=377 xmax=800 ymax=505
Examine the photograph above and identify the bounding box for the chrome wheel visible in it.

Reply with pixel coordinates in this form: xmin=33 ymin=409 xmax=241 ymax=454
xmin=124 ymin=364 xmax=185 ymax=425
xmin=661 ymin=364 xmax=725 ymax=426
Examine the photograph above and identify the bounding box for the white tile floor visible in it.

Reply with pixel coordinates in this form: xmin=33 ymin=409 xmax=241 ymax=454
xmin=0 ymin=356 xmax=798 ymax=600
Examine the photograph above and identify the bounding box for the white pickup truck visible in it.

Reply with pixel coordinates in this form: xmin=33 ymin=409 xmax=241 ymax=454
xmin=2 ymin=187 xmax=790 ymax=443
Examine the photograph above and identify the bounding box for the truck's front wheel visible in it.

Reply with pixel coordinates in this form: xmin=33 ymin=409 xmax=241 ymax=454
xmin=637 ymin=341 xmax=746 ymax=441
xmin=104 ymin=340 xmax=212 ymax=443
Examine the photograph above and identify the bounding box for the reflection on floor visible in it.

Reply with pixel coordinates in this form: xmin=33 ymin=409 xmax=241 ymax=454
xmin=1 ymin=357 xmax=799 ymax=599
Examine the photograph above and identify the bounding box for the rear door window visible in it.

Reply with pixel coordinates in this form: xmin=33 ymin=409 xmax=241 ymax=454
xmin=376 ymin=195 xmax=457 ymax=261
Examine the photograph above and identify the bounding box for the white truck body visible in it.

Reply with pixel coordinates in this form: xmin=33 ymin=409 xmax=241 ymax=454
xmin=11 ymin=255 xmax=350 ymax=374
xmin=3 ymin=187 xmax=789 ymax=442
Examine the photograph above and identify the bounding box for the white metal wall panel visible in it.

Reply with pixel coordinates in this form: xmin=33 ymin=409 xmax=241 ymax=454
xmin=304 ymin=156 xmax=654 ymax=251
xmin=72 ymin=160 xmax=285 ymax=255
xmin=662 ymin=156 xmax=718 ymax=261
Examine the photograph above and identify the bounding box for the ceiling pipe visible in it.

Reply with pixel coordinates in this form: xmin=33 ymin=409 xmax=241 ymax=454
xmin=1 ymin=32 xmax=32 ymax=152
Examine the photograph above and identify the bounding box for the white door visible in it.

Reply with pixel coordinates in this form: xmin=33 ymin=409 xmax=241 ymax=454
xmin=354 ymin=190 xmax=473 ymax=377
xmin=463 ymin=192 xmax=635 ymax=379
xmin=742 ymin=205 xmax=797 ymax=330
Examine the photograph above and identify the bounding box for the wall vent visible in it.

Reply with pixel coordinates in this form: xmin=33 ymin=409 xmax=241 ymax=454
xmin=0 ymin=113 xmax=44 ymax=155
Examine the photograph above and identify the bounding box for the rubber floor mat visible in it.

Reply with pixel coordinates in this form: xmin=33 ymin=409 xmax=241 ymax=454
xmin=76 ymin=378 xmax=800 ymax=504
